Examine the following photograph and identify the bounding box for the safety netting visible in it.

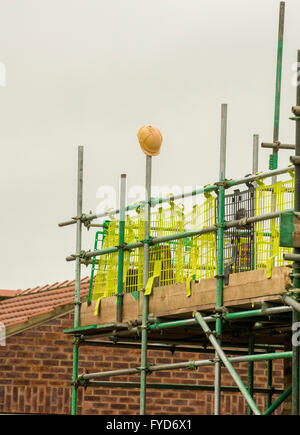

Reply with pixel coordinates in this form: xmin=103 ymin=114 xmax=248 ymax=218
xmin=92 ymin=194 xmax=216 ymax=301
xmin=91 ymin=174 xmax=295 ymax=302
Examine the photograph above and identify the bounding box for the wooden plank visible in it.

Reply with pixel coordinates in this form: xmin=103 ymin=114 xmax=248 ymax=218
xmin=81 ymin=294 xmax=138 ymax=327
xmin=80 ymin=267 xmax=292 ymax=327
xmin=146 ymin=266 xmax=291 ymax=318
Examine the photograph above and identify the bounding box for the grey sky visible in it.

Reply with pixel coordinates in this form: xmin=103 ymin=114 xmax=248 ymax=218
xmin=0 ymin=0 xmax=299 ymax=289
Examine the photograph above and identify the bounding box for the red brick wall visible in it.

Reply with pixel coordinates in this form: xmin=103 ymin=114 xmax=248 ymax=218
xmin=0 ymin=313 xmax=284 ymax=415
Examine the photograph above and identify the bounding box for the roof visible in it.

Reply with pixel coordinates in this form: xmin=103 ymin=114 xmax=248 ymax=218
xmin=0 ymin=277 xmax=90 ymax=337
xmin=0 ymin=290 xmax=22 ymax=299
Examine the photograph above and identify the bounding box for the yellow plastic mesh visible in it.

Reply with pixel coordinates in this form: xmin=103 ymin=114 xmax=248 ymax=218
xmin=92 ymin=175 xmax=295 ymax=302
xmin=92 ymin=195 xmax=216 ymax=300
xmin=255 ymin=175 xmax=294 ymax=270
xmin=184 ymin=194 xmax=217 ymax=280
xmin=92 ymin=216 xmax=136 ymax=300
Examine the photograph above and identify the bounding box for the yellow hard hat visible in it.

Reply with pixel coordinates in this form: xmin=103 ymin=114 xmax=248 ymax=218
xmin=137 ymin=125 xmax=162 ymax=157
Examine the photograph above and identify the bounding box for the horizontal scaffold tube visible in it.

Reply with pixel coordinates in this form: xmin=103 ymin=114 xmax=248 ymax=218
xmin=261 ymin=142 xmax=295 ymax=150
xmin=148 ymin=305 xmax=291 ymax=332
xmin=225 ymin=165 xmax=294 ymax=188
xmin=225 ymin=209 xmax=293 ymax=229
xmin=66 ymin=208 xmax=294 ymax=261
xmin=283 ymin=253 xmax=300 ymax=262
xmin=70 ymin=225 xmax=216 ymax=260
xmin=281 ymin=294 xmax=300 ymax=313
xmin=59 ymin=165 xmax=294 ymax=227
xmin=79 ymin=340 xmax=258 ymax=355
xmin=70 ymin=305 xmax=291 ymax=341
xmin=78 ymin=351 xmax=292 ymax=382
xmin=78 ymin=380 xmax=283 ymax=395
xmin=59 ymin=184 xmax=218 ymax=227
xmin=66 ymin=306 xmax=291 ymax=344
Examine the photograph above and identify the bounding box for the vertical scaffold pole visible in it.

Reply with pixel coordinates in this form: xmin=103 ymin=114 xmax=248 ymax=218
xmin=116 ymin=174 xmax=127 ymax=323
xmin=71 ymin=145 xmax=84 ymax=415
xmin=271 ymin=1 xmax=285 ymax=184
xmin=140 ymin=155 xmax=152 ymax=415
xmin=267 ymin=356 xmax=273 ymax=410
xmin=292 ymin=50 xmax=300 ymax=415
xmin=252 ymin=134 xmax=259 ymax=175
xmin=251 ymin=134 xmax=259 ymax=272
xmin=247 ymin=334 xmax=254 ymax=415
xmin=214 ymin=103 xmax=227 ymax=414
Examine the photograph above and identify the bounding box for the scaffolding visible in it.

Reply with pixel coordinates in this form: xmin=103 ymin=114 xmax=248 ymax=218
xmin=87 ymin=175 xmax=294 ymax=302
xmin=58 ymin=2 xmax=300 ymax=415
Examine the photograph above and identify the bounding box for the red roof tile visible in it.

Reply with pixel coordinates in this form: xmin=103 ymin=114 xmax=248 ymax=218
xmin=0 ymin=290 xmax=22 ymax=298
xmin=0 ymin=277 xmax=91 ymax=329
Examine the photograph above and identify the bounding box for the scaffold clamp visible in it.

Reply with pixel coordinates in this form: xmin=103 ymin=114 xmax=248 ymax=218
xmin=187 ymin=361 xmax=197 ymax=371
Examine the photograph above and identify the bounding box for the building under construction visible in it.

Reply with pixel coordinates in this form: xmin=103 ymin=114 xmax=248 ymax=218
xmin=58 ymin=2 xmax=300 ymax=415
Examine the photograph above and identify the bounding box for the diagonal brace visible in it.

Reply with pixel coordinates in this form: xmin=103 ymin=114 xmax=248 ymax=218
xmin=194 ymin=311 xmax=261 ymax=415
xmin=263 ymin=385 xmax=292 ymax=415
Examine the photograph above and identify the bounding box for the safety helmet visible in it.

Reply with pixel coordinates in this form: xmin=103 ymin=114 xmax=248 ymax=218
xmin=137 ymin=125 xmax=162 ymax=156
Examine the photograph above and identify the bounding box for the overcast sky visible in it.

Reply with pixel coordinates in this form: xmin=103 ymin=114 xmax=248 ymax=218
xmin=0 ymin=0 xmax=300 ymax=289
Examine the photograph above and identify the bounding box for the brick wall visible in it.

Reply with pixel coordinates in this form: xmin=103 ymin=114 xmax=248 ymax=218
xmin=0 ymin=312 xmax=285 ymax=415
